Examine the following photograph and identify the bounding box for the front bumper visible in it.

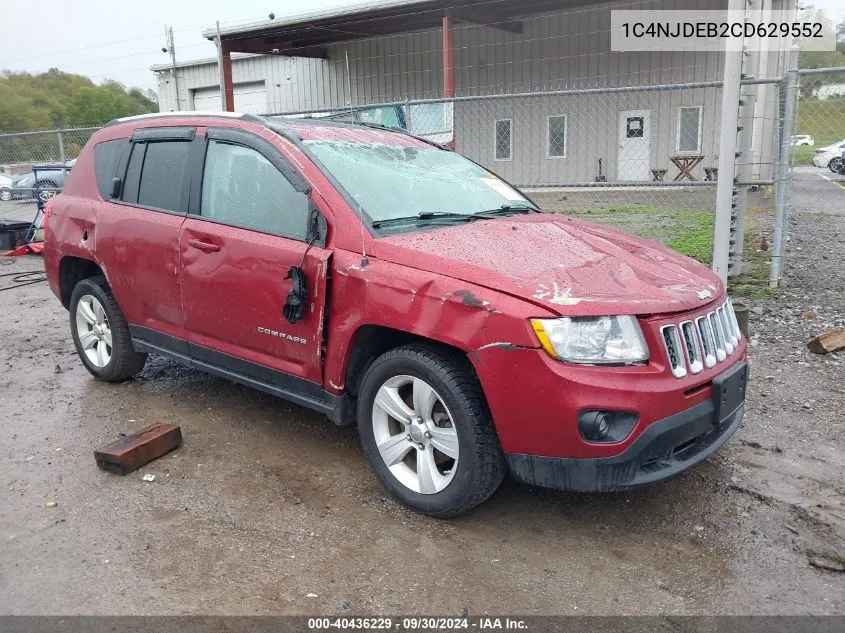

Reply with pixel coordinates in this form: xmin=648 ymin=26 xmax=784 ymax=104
xmin=506 ymin=396 xmax=744 ymax=492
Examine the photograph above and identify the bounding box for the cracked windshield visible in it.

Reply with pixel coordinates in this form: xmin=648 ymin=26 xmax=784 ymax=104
xmin=305 ymin=141 xmax=534 ymax=225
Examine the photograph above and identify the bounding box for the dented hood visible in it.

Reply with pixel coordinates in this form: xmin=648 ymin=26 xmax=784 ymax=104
xmin=373 ymin=215 xmax=723 ymax=316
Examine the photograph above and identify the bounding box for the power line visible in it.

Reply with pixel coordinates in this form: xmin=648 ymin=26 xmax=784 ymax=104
xmin=3 ymin=15 xmax=269 ymax=65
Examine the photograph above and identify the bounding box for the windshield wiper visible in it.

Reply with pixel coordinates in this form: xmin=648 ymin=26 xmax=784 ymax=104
xmin=371 ymin=212 xmax=477 ymax=229
xmin=473 ymin=204 xmax=540 ymax=218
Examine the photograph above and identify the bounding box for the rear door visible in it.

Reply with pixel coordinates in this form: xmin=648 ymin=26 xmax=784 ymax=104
xmin=180 ymin=127 xmax=331 ymax=385
xmin=94 ymin=127 xmax=194 ymax=347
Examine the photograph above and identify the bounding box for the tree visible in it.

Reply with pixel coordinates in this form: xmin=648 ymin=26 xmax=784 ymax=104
xmin=0 ymin=70 xmax=157 ymax=132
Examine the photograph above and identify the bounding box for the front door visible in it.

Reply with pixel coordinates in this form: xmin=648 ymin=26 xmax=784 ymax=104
xmin=618 ymin=110 xmax=651 ymax=181
xmin=180 ymin=132 xmax=330 ymax=385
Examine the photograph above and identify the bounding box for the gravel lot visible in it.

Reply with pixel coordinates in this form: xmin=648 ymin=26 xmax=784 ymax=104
xmin=0 ymin=197 xmax=843 ymax=615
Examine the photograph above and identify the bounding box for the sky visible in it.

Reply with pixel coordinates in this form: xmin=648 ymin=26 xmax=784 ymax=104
xmin=0 ymin=0 xmax=378 ymax=91
xmin=1 ymin=0 xmax=843 ymax=93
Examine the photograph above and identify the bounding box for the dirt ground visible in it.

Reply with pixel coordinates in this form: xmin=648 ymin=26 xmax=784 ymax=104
xmin=0 ymin=210 xmax=843 ymax=616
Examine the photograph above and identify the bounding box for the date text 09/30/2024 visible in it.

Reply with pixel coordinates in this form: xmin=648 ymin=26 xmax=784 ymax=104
xmin=307 ymin=617 xmax=528 ymax=630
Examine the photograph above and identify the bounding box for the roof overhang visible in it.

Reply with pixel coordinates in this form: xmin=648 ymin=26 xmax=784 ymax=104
xmin=202 ymin=0 xmax=600 ymax=57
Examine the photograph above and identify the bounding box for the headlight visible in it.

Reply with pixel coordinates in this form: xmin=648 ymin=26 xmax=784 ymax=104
xmin=530 ymin=315 xmax=649 ymax=365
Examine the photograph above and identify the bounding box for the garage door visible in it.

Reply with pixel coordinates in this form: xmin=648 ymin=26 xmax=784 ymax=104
xmin=191 ymin=82 xmax=267 ymax=114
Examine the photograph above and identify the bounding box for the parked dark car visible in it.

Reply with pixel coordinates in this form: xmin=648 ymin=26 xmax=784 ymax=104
xmin=11 ymin=161 xmax=74 ymax=201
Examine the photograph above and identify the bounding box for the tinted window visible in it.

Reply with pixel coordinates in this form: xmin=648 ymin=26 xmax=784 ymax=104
xmin=94 ymin=140 xmax=126 ymax=199
xmin=122 ymin=143 xmax=145 ymax=204
xmin=200 ymin=140 xmax=308 ymax=239
xmin=137 ymin=141 xmax=191 ymax=212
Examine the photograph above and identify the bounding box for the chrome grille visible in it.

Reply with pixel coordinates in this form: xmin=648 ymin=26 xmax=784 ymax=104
xmin=709 ymin=311 xmax=727 ymax=361
xmin=680 ymin=321 xmax=703 ymax=374
xmin=663 ymin=299 xmax=741 ymax=378
xmin=661 ymin=325 xmax=687 ymax=378
xmin=695 ymin=316 xmax=717 ymax=368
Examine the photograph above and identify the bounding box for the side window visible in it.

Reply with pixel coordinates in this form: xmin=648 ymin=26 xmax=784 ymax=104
xmin=137 ymin=141 xmax=192 ymax=212
xmin=200 ymin=140 xmax=309 ymax=240
xmin=121 ymin=143 xmax=145 ymax=204
xmin=94 ymin=140 xmax=127 ymax=199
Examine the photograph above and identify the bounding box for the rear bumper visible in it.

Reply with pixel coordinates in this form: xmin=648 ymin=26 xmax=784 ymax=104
xmin=506 ymin=398 xmax=744 ymax=492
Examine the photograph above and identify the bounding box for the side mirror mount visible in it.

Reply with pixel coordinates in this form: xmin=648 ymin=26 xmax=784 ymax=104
xmin=283 ymin=266 xmax=307 ymax=324
xmin=109 ymin=177 xmax=122 ymax=199
xmin=306 ymin=202 xmax=327 ymax=248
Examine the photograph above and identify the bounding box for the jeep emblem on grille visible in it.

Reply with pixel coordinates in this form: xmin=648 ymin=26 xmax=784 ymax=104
xmin=697 ymin=289 xmax=712 ymax=300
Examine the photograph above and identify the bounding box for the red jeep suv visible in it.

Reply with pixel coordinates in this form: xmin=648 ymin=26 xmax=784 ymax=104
xmin=44 ymin=113 xmax=748 ymax=517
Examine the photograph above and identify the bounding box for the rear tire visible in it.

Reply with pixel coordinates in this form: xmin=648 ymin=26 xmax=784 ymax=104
xmin=357 ymin=344 xmax=506 ymax=518
xmin=69 ymin=277 xmax=147 ymax=382
xmin=0 ymin=188 xmax=10 ymax=202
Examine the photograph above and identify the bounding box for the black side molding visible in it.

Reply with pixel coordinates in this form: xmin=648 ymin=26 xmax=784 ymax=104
xmin=131 ymin=126 xmax=196 ymax=142
xmin=128 ymin=326 xmax=354 ymax=425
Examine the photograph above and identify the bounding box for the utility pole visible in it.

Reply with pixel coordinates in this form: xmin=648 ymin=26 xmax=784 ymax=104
xmin=164 ymin=25 xmax=182 ymax=111
xmin=216 ymin=21 xmax=226 ymax=111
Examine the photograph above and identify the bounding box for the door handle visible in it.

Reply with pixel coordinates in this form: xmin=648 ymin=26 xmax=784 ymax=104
xmin=188 ymin=239 xmax=221 ymax=253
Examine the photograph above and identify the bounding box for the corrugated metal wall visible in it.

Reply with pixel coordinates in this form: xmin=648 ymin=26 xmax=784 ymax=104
xmin=155 ymin=0 xmax=789 ymax=183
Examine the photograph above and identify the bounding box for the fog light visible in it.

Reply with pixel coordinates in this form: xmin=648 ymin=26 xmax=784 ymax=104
xmin=578 ymin=410 xmax=639 ymax=443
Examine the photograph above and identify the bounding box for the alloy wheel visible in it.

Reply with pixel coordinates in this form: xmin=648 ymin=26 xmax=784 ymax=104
xmin=371 ymin=375 xmax=459 ymax=494
xmin=75 ymin=294 xmax=113 ymax=368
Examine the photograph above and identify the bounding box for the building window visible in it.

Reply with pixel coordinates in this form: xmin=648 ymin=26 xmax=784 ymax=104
xmin=677 ymin=106 xmax=702 ymax=153
xmin=494 ymin=119 xmax=512 ymax=161
xmin=547 ymin=115 xmax=567 ymax=158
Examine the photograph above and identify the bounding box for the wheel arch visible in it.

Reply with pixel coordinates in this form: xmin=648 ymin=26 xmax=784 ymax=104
xmin=59 ymin=256 xmax=104 ymax=308
xmin=343 ymin=325 xmax=480 ymax=400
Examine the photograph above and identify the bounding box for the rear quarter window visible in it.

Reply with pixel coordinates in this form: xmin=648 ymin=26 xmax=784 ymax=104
xmin=93 ymin=140 xmax=128 ymax=199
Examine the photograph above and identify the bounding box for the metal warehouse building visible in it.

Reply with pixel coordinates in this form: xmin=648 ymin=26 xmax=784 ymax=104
xmin=152 ymin=0 xmax=793 ymax=185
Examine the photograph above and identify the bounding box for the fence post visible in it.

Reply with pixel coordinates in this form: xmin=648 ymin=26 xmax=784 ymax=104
xmin=712 ymin=0 xmax=745 ymax=283
xmin=57 ymin=131 xmax=66 ymax=163
xmin=769 ymin=47 xmax=799 ymax=288
xmin=729 ymin=0 xmax=761 ymax=277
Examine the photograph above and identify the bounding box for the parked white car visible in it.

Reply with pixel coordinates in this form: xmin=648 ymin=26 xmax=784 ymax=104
xmin=0 ymin=173 xmax=14 ymax=202
xmin=790 ymin=134 xmax=814 ymax=146
xmin=813 ymin=139 xmax=845 ymax=168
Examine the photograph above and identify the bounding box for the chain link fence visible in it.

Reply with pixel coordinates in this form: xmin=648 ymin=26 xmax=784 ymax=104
xmin=271 ymin=77 xmax=783 ymax=283
xmin=0 ymin=127 xmax=99 ymax=211
xmin=3 ymin=68 xmax=843 ymax=294
xmin=788 ymin=68 xmax=845 ymax=214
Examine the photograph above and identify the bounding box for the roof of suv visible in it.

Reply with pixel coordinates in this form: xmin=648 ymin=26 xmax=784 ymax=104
xmin=107 ymin=111 xmax=438 ymax=147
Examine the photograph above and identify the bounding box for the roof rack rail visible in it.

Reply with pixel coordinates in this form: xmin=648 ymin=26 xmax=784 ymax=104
xmin=105 ymin=111 xmax=253 ymax=127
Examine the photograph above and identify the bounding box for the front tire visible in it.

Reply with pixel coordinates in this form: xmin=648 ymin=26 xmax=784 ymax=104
xmin=357 ymin=345 xmax=505 ymax=518
xmin=0 ymin=188 xmax=10 ymax=202
xmin=69 ymin=277 xmax=147 ymax=381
